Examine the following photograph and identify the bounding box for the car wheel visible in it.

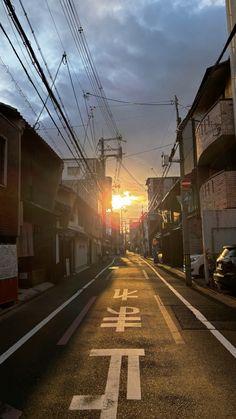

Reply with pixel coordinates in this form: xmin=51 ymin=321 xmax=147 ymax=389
xmin=199 ymin=265 xmax=205 ymax=278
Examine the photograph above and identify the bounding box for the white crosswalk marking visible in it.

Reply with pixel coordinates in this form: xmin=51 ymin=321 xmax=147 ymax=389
xmin=69 ymin=349 xmax=145 ymax=418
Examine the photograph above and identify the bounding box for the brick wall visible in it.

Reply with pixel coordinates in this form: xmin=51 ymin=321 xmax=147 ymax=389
xmin=200 ymin=171 xmax=236 ymax=210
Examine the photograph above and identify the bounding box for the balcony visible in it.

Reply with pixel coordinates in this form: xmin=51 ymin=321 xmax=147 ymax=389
xmin=200 ymin=170 xmax=236 ymax=211
xmin=195 ymin=99 xmax=235 ymax=166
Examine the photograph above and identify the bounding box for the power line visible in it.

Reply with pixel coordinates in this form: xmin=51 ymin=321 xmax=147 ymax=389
xmin=18 ymin=0 xmax=86 ymax=159
xmin=0 ymin=15 xmax=100 ymax=200
xmin=45 ymin=0 xmax=97 ymax=155
xmin=125 ymin=143 xmax=173 ymax=158
xmin=85 ymin=92 xmax=174 ymax=106
xmin=120 ymin=162 xmax=146 ymax=192
xmin=64 ymin=54 xmax=96 ymax=154
xmin=1 ymin=0 xmax=97 ymax=181
xmin=0 ymin=55 xmax=63 ymax=157
xmin=60 ymin=0 xmax=122 ymax=139
xmin=33 ymin=53 xmax=65 ymax=129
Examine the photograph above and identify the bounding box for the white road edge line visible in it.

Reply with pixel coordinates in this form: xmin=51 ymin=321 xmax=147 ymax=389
xmin=105 ymin=272 xmax=113 ymax=281
xmin=57 ymin=297 xmax=97 ymax=345
xmin=154 ymin=295 xmax=184 ymax=344
xmin=0 ymin=259 xmax=115 ymax=365
xmin=142 ymin=269 xmax=149 ymax=279
xmin=143 ymin=259 xmax=236 ymax=359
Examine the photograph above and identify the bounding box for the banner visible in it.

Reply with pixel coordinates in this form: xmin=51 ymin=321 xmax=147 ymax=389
xmin=0 ymin=244 xmax=17 ymax=280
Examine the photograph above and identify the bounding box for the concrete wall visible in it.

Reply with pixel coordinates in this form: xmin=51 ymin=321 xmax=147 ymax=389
xmin=74 ymin=237 xmax=88 ymax=271
xmin=201 ymin=209 xmax=236 ymax=257
xmin=188 ymin=216 xmax=203 ymax=254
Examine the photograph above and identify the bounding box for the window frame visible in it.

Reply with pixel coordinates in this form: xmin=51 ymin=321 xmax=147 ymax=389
xmin=0 ymin=135 xmax=7 ymax=187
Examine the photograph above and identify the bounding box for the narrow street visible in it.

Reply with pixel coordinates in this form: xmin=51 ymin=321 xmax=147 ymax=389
xmin=1 ymin=253 xmax=236 ymax=418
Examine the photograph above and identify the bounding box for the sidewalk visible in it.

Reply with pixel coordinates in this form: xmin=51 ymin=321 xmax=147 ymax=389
xmin=0 ymin=265 xmax=91 ymax=317
xmin=18 ymin=282 xmax=55 ymax=302
xmin=155 ymin=261 xmax=236 ymax=309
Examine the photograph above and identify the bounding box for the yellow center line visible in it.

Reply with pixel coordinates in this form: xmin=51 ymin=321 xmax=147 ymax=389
xmin=154 ymin=295 xmax=184 ymax=345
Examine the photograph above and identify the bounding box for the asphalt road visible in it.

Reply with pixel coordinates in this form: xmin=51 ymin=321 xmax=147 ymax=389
xmin=1 ymin=253 xmax=236 ymax=418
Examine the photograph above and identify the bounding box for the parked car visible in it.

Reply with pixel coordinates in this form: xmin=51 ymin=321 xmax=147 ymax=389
xmin=190 ymin=254 xmax=204 ymax=277
xmin=153 ymin=252 xmax=162 ymax=264
xmin=213 ymin=245 xmax=236 ymax=292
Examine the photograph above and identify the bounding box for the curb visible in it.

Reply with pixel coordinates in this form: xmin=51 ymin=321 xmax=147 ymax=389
xmin=148 ymin=259 xmax=236 ymax=309
xmin=0 ymin=262 xmax=112 ymax=319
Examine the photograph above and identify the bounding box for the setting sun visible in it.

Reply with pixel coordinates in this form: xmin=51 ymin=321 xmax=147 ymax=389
xmin=112 ymin=191 xmax=138 ymax=210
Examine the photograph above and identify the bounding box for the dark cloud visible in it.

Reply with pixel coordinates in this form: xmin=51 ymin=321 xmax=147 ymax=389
xmin=0 ymin=0 xmax=227 ymax=199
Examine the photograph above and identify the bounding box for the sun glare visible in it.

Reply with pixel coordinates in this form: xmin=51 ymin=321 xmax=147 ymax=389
xmin=112 ymin=191 xmax=138 ymax=210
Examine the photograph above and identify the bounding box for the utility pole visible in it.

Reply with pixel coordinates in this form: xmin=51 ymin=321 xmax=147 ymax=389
xmin=174 ymin=96 xmax=192 ymax=286
xmin=141 ymin=206 xmax=146 ymax=257
xmin=98 ymin=136 xmax=124 ymax=258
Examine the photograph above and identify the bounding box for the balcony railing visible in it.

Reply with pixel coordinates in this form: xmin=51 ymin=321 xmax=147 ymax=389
xmin=195 ymin=99 xmax=235 ymax=162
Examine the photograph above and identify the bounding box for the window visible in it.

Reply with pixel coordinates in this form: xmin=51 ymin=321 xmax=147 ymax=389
xmin=0 ymin=136 xmax=7 ymax=186
xmin=67 ymin=166 xmax=80 ymax=176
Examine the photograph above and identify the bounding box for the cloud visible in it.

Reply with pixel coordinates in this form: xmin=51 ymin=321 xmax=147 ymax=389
xmin=0 ymin=0 xmax=228 ymax=200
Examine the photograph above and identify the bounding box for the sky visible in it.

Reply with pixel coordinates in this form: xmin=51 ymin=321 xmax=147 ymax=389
xmin=0 ymin=0 xmax=228 ymax=218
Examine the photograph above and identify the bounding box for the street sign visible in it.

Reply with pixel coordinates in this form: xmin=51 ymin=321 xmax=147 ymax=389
xmin=181 ymin=178 xmax=192 ymax=189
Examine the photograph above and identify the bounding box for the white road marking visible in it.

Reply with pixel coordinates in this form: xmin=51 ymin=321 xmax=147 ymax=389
xmin=154 ymin=295 xmax=184 ymax=344
xmin=109 ymin=277 xmax=146 ymax=280
xmin=57 ymin=297 xmax=96 ymax=345
xmin=101 ymin=307 xmax=141 ymax=332
xmin=127 ymin=352 xmax=142 ymax=399
xmin=142 ymin=269 xmax=149 ymax=279
xmin=0 ymin=260 xmax=115 ymax=365
xmin=0 ymin=403 xmax=22 ymax=418
xmin=113 ymin=289 xmax=138 ymax=301
xmin=69 ymin=348 xmax=145 ymax=418
xmin=143 ymin=259 xmax=236 ymax=359
xmin=94 ymin=259 xmax=116 ymax=278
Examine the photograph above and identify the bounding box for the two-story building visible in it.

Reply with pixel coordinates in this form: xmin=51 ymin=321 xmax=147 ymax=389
xmin=172 ymin=59 xmax=236 ymax=271
xmin=194 ymin=60 xmax=236 ymax=260
xmin=0 ymin=104 xmax=23 ymax=304
xmin=145 ymin=176 xmax=179 ymax=255
xmin=0 ymin=103 xmax=63 ymax=299
xmin=61 ymin=158 xmax=103 ymax=270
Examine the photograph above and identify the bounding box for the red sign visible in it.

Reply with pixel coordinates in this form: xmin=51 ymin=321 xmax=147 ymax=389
xmin=181 ymin=178 xmax=191 ymax=189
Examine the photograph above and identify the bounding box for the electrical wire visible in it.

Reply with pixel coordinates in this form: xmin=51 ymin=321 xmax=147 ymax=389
xmin=33 ymin=53 xmax=65 ymax=129
xmin=86 ymin=92 xmax=175 ymax=107
xmin=120 ymin=162 xmax=146 ymax=192
xmin=18 ymin=0 xmax=87 ymax=164
xmin=1 ymin=0 xmax=98 ymax=184
xmin=64 ymin=54 xmax=96 ymax=154
xmin=0 ymin=15 xmax=99 ymax=202
xmin=59 ymin=0 xmax=122 ymax=139
xmin=0 ymin=55 xmax=63 ymax=157
xmin=45 ymin=0 xmax=98 ymax=159
xmin=125 ymin=143 xmax=173 ymax=158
